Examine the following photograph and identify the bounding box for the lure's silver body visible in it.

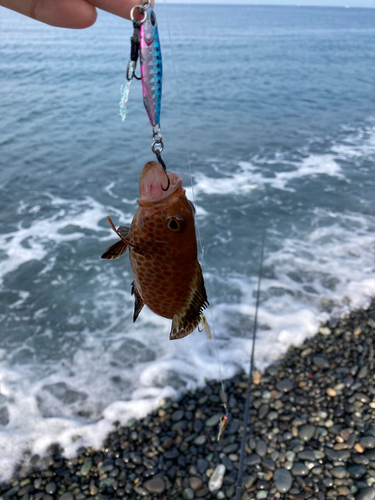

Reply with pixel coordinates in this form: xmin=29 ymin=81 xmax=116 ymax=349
xmin=139 ymin=5 xmax=162 ymax=128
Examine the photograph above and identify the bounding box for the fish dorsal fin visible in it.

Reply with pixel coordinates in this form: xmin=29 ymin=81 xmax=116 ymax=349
xmin=170 ymin=263 xmax=209 ymax=340
xmin=131 ymin=281 xmax=144 ymax=322
xmin=101 ymin=240 xmax=129 ymax=260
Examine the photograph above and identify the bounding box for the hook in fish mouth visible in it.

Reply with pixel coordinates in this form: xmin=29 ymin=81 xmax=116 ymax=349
xmin=154 ymin=151 xmax=169 ymax=192
xmin=161 ymin=170 xmax=170 ymax=192
xmin=139 ymin=161 xmax=177 ymax=202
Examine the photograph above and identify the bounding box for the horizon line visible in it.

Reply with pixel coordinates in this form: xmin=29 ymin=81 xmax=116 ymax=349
xmin=164 ymin=1 xmax=375 ymax=8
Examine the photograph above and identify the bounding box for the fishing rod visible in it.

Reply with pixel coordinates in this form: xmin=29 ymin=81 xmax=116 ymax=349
xmin=235 ymin=228 xmax=266 ymax=500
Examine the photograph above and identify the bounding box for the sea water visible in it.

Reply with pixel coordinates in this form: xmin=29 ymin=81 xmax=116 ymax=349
xmin=0 ymin=4 xmax=374 ymax=478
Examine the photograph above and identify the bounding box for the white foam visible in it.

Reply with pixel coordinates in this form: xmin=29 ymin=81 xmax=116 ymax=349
xmin=192 ymin=152 xmax=344 ymax=197
xmin=190 ymin=123 xmax=375 ymax=198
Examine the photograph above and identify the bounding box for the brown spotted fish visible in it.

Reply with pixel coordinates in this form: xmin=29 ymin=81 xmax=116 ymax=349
xmin=102 ymin=161 xmax=208 ymax=340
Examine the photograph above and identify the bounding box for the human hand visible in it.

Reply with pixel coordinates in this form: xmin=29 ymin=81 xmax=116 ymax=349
xmin=0 ymin=0 xmax=154 ymax=29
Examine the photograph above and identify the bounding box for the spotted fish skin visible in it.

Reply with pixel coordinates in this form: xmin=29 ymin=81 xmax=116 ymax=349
xmin=102 ymin=161 xmax=208 ymax=340
xmin=139 ymin=6 xmax=162 ymax=127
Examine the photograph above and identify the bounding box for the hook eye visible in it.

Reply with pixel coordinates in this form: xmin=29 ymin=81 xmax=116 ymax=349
xmin=165 ymin=215 xmax=186 ymax=233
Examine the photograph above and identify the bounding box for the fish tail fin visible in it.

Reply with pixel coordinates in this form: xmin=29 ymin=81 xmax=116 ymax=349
xmin=101 ymin=240 xmax=129 ymax=260
xmin=170 ymin=263 xmax=209 ymax=340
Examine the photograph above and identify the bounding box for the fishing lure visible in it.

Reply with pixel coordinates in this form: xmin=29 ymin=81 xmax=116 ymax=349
xmin=217 ymin=414 xmax=228 ymax=441
xmin=199 ymin=313 xmax=212 ymax=340
xmin=120 ymin=0 xmax=164 ymax=165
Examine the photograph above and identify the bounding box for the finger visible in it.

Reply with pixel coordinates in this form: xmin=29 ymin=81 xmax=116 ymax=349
xmin=87 ymin=0 xmax=154 ymax=21
xmin=0 ymin=0 xmax=97 ymax=29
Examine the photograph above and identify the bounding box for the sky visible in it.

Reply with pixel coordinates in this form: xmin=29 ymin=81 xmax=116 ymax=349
xmin=169 ymin=0 xmax=375 ymax=7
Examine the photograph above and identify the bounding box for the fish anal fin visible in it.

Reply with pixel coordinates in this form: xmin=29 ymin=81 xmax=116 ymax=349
xmin=169 ymin=263 xmax=209 ymax=340
xmin=101 ymin=240 xmax=128 ymax=260
xmin=131 ymin=281 xmax=144 ymax=322
xmin=170 ymin=316 xmax=189 ymax=340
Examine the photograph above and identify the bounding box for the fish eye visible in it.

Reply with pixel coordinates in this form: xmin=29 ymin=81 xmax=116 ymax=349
xmin=165 ymin=215 xmax=186 ymax=233
xmin=150 ymin=11 xmax=157 ymax=26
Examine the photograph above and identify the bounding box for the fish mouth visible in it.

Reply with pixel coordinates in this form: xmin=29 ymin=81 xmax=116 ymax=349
xmin=138 ymin=161 xmax=183 ymax=206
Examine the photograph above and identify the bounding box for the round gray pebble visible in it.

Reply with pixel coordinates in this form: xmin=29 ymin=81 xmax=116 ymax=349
xmin=274 ymin=468 xmax=293 ymax=493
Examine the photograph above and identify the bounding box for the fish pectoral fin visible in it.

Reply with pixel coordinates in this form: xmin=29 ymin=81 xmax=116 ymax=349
xmin=118 ymin=226 xmax=130 ymax=238
xmin=107 ymin=216 xmax=141 ymax=252
xmin=131 ymin=281 xmax=144 ymax=322
xmin=170 ymin=263 xmax=209 ymax=341
xmin=101 ymin=240 xmax=129 ymax=260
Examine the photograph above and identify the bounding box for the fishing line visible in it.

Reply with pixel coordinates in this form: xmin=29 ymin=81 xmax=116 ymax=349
xmin=162 ymin=0 xmax=228 ymax=418
xmin=235 ymin=228 xmax=266 ymax=500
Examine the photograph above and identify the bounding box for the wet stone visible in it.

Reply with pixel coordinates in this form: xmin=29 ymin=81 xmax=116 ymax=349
xmin=196 ymin=486 xmax=209 ymax=498
xmin=262 ymin=458 xmax=275 ymax=471
xmin=34 ymin=478 xmax=42 ymax=489
xmin=171 ymin=410 xmax=184 ymax=422
xmin=80 ymin=458 xmax=92 ymax=476
xmin=245 ymin=454 xmax=261 ymax=466
xmin=130 ymin=453 xmax=142 ymax=464
xmin=228 ymin=420 xmax=239 ymax=434
xmin=99 ymin=459 xmax=115 ymax=472
xmin=45 ymin=482 xmax=56 ymax=495
xmin=194 ymin=420 xmax=203 ymax=433
xmin=59 ymin=494 xmax=74 ymax=500
xmin=205 ymin=414 xmax=221 ymax=427
xmin=17 ymin=485 xmax=33 ymax=496
xmin=243 ymin=474 xmax=257 ymax=489
xmin=256 ymin=440 xmax=267 ymax=457
xmin=274 ymin=468 xmax=293 ymax=493
xmin=361 ymin=437 xmax=375 ymax=449
xmin=222 ymin=456 xmax=233 ymax=471
xmin=312 ymin=356 xmax=330 ymax=369
xmin=356 ymin=487 xmax=375 ymax=500
xmin=291 ymin=463 xmax=308 ymax=476
xmin=194 ymin=435 xmax=206 ymax=446
xmin=258 ymin=404 xmax=269 ymax=419
xmin=164 ymin=448 xmax=179 ymax=460
xmin=99 ymin=477 xmax=116 ymax=489
xmin=276 ymin=379 xmax=294 ymax=392
xmin=358 ymin=366 xmax=368 ymax=379
xmin=348 ymin=433 xmax=357 ymax=448
xmin=325 ymin=448 xmax=338 ymax=461
xmin=182 ymin=488 xmax=194 ymax=500
xmin=144 ymin=476 xmax=165 ymax=494
xmin=134 ymin=484 xmax=148 ymax=496
xmin=348 ymin=465 xmax=367 ymax=479
xmin=189 ymin=477 xmax=203 ymax=492
xmin=223 ymin=443 xmax=239 ymax=454
xmin=162 ymin=437 xmax=174 ymax=450
xmin=298 ymin=425 xmax=315 ymax=442
xmin=331 ymin=467 xmax=347 ymax=479
xmin=298 ymin=450 xmax=316 ymax=461
xmin=197 ymin=458 xmax=208 ymax=474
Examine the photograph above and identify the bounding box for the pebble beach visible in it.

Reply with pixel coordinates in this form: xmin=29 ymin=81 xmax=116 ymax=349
xmin=1 ymin=301 xmax=375 ymax=500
